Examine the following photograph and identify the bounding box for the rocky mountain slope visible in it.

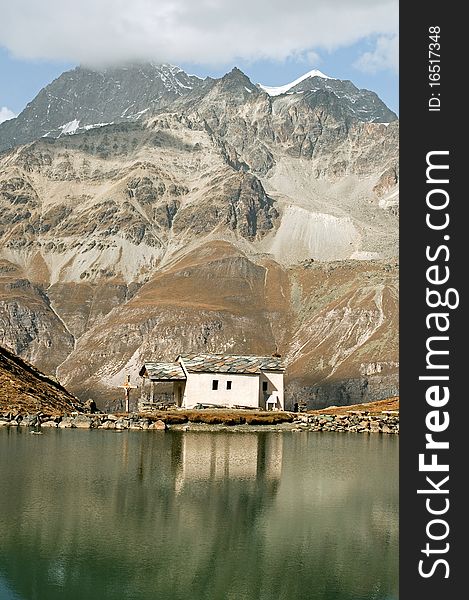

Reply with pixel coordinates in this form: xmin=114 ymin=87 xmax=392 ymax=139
xmin=0 ymin=344 xmax=82 ymax=414
xmin=259 ymin=69 xmax=396 ymax=123
xmin=0 ymin=64 xmax=399 ymax=409
xmin=0 ymin=64 xmax=205 ymax=152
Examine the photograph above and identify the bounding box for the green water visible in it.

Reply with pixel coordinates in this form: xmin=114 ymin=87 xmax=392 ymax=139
xmin=0 ymin=429 xmax=398 ymax=600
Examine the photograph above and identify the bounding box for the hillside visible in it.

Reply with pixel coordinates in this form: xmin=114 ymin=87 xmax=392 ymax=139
xmin=0 ymin=344 xmax=82 ymax=414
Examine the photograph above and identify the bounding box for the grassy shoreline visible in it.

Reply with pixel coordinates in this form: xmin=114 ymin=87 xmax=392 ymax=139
xmin=1 ymin=398 xmax=399 ymax=434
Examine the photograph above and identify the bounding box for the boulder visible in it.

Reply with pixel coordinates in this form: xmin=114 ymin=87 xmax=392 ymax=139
xmin=150 ymin=419 xmax=167 ymax=431
xmin=73 ymin=415 xmax=92 ymax=429
xmin=58 ymin=417 xmax=74 ymax=428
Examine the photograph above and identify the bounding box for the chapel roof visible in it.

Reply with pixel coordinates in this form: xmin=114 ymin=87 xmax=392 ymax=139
xmin=139 ymin=362 xmax=186 ymax=380
xmin=178 ymin=353 xmax=285 ymax=374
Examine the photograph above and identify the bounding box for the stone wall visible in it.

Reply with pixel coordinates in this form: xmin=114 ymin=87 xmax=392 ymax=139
xmin=291 ymin=410 xmax=399 ymax=434
xmin=0 ymin=412 xmax=166 ymax=430
xmin=0 ymin=409 xmax=399 ymax=434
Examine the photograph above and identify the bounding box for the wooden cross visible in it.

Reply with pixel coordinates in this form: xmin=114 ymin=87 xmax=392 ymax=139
xmin=119 ymin=375 xmax=137 ymax=413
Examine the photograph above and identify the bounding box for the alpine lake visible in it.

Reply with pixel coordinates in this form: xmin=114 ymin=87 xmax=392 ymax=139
xmin=0 ymin=428 xmax=398 ymax=600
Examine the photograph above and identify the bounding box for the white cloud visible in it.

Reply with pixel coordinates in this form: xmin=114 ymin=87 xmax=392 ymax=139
xmin=0 ymin=106 xmax=16 ymax=124
xmin=354 ymin=35 xmax=398 ymax=73
xmin=0 ymin=1 xmax=398 ymax=68
xmin=305 ymin=51 xmax=321 ymax=66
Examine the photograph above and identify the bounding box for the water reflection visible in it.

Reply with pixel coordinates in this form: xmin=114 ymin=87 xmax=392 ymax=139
xmin=0 ymin=429 xmax=398 ymax=600
xmin=175 ymin=433 xmax=282 ymax=489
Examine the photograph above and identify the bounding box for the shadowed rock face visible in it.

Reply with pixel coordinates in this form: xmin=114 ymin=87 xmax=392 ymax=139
xmin=0 ymin=65 xmax=398 ymax=408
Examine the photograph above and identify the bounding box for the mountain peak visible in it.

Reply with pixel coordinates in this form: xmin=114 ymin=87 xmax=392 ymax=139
xmin=215 ymin=67 xmax=258 ymax=95
xmin=0 ymin=63 xmax=204 ymax=152
xmin=222 ymin=67 xmax=254 ymax=85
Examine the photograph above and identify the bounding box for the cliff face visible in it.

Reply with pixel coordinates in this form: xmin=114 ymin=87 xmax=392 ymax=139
xmin=0 ymin=344 xmax=82 ymax=414
xmin=0 ymin=65 xmax=398 ymax=409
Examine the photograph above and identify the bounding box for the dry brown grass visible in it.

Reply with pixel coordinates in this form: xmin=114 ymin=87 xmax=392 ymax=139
xmin=139 ymin=409 xmax=294 ymax=425
xmin=308 ymin=397 xmax=399 ymax=416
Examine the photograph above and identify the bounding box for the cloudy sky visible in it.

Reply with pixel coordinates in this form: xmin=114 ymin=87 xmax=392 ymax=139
xmin=0 ymin=0 xmax=398 ymax=123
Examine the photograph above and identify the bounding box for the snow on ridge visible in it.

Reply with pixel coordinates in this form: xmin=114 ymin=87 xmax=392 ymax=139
xmin=259 ymin=69 xmax=334 ymax=97
xmin=83 ymin=122 xmax=114 ymax=130
xmin=126 ymin=108 xmax=149 ymax=120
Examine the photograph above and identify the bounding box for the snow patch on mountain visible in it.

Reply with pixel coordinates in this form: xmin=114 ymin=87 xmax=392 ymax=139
xmin=83 ymin=122 xmax=114 ymax=130
xmin=59 ymin=119 xmax=80 ymax=135
xmin=126 ymin=108 xmax=150 ymax=120
xmin=259 ymin=69 xmax=334 ymax=96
